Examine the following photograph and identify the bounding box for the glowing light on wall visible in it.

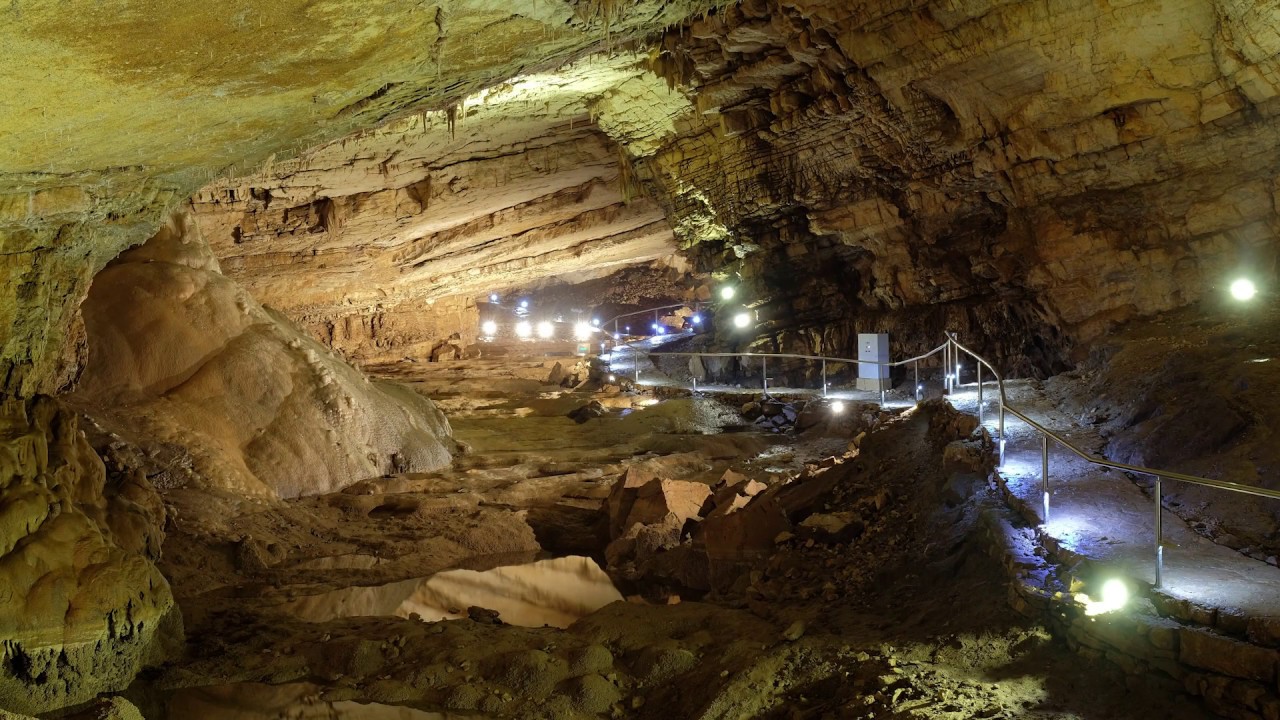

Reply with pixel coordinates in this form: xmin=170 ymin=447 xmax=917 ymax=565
xmin=481 ymin=320 xmax=498 ymax=336
xmin=536 ymin=321 xmax=554 ymax=339
xmin=719 ymin=286 xmax=736 ymax=301
xmin=831 ymin=401 xmax=845 ymax=414
xmin=732 ymin=312 xmax=751 ymax=329
xmin=515 ymin=321 xmax=532 ymax=338
xmin=574 ymin=322 xmax=592 ymax=341
xmin=1231 ymin=278 xmax=1257 ymax=301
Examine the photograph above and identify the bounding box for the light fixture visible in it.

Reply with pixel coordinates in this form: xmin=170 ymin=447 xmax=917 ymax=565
xmin=591 ymin=318 xmax=601 ymax=327
xmin=831 ymin=400 xmax=845 ymax=414
xmin=1231 ymin=278 xmax=1257 ymax=301
xmin=536 ymin=321 xmax=554 ymax=339
xmin=719 ymin=286 xmax=736 ymax=301
xmin=1079 ymin=578 xmax=1130 ymax=616
xmin=613 ymin=333 xmax=621 ymax=340
xmin=657 ymin=326 xmax=666 ymax=335
xmin=608 ymin=374 xmax=616 ymax=382
xmin=691 ymin=314 xmax=702 ymax=324
xmin=515 ymin=321 xmax=532 ymax=338
xmin=520 ymin=299 xmax=529 ymax=309
xmin=624 ymin=325 xmax=630 ymax=332
xmin=732 ymin=312 xmax=751 ymax=329
xmin=481 ymin=320 xmax=498 ymax=336
xmin=574 ymin=322 xmax=592 ymax=341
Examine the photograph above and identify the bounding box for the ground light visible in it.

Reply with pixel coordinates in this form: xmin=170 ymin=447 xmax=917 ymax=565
xmin=573 ymin=322 xmax=592 ymax=341
xmin=536 ymin=321 xmax=554 ymax=339
xmin=520 ymin=299 xmax=529 ymax=309
xmin=607 ymin=374 xmax=616 ymax=382
xmin=691 ymin=314 xmax=702 ymax=324
xmin=732 ymin=312 xmax=751 ymax=329
xmin=481 ymin=320 xmax=498 ymax=336
xmin=515 ymin=321 xmax=532 ymax=338
xmin=720 ymin=286 xmax=736 ymax=301
xmin=489 ymin=293 xmax=499 ymax=302
xmin=1078 ymin=578 xmax=1130 ymax=616
xmin=831 ymin=400 xmax=845 ymax=413
xmin=591 ymin=318 xmax=600 ymax=327
xmin=1231 ymin=278 xmax=1257 ymax=301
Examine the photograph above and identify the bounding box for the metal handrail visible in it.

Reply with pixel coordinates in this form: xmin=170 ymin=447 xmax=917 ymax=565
xmin=946 ymin=331 xmax=1280 ymax=590
xmin=615 ymin=329 xmax=1280 ymax=591
xmin=599 ymin=302 xmax=711 ymax=335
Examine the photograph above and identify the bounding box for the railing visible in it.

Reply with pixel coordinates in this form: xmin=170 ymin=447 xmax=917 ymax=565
xmin=599 ymin=302 xmax=711 ymax=338
xmin=615 ymin=330 xmax=1280 ymax=591
xmin=623 ymin=342 xmax=950 ymax=402
xmin=948 ymin=332 xmax=1280 ymax=590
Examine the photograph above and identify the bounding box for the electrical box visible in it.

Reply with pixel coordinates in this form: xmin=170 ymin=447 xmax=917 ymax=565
xmin=856 ymin=333 xmax=891 ymax=391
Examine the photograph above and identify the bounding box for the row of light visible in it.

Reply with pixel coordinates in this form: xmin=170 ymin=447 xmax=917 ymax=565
xmin=481 ymin=320 xmax=600 ymax=341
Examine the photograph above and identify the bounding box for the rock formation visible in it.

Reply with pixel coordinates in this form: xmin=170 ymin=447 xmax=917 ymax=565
xmin=68 ymin=214 xmax=456 ymax=498
xmin=0 ymin=395 xmax=179 ymax=715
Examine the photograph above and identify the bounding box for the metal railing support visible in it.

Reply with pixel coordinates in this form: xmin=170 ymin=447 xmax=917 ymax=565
xmin=998 ymin=405 xmax=1006 ymax=466
xmin=762 ymin=356 xmax=768 ymax=392
xmin=1155 ymin=475 xmax=1164 ymax=589
xmin=822 ymin=359 xmax=828 ymax=398
xmin=977 ymin=361 xmax=984 ymax=424
xmin=1041 ymin=433 xmax=1050 ymax=524
xmin=944 ymin=339 xmax=950 ymax=392
xmin=914 ymin=359 xmax=919 ymax=403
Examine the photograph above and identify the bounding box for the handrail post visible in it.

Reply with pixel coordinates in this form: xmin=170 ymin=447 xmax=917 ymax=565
xmin=1042 ymin=433 xmax=1050 ymax=524
xmin=977 ymin=361 xmax=984 ymax=424
xmin=914 ymin=359 xmax=919 ymax=404
xmin=822 ymin=359 xmax=827 ymax=398
xmin=998 ymin=405 xmax=1006 ymax=466
xmin=635 ymin=348 xmax=640 ymax=383
xmin=1155 ymin=475 xmax=1164 ymax=589
xmin=943 ymin=338 xmax=950 ymax=392
xmin=762 ymin=355 xmax=768 ymax=393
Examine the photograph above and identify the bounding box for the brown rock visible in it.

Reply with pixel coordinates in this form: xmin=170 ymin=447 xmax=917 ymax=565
xmin=1179 ymin=627 xmax=1278 ymax=682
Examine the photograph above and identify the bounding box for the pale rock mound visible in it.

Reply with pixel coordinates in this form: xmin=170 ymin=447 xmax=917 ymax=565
xmin=69 ymin=214 xmax=455 ymax=498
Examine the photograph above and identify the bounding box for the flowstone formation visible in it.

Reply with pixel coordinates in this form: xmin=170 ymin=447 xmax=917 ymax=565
xmin=0 ymin=395 xmax=179 ymax=715
xmin=67 ymin=214 xmax=456 ymax=498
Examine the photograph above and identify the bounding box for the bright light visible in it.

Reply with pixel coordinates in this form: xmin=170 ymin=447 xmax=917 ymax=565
xmin=607 ymin=374 xmax=616 ymax=382
xmin=732 ymin=312 xmax=751 ymax=329
xmin=691 ymin=314 xmax=702 ymax=324
xmin=657 ymin=326 xmax=666 ymax=335
xmin=1078 ymin=578 xmax=1130 ymax=616
xmin=720 ymin=286 xmax=736 ymax=301
xmin=574 ymin=322 xmax=592 ymax=341
xmin=651 ymin=323 xmax=660 ymax=331
xmin=520 ymin=299 xmax=529 ymax=309
xmin=1231 ymin=278 xmax=1257 ymax=301
xmin=489 ymin=293 xmax=499 ymax=303
xmin=536 ymin=321 xmax=554 ymax=339
xmin=831 ymin=401 xmax=845 ymax=414
xmin=481 ymin=320 xmax=498 ymax=336
xmin=591 ymin=318 xmax=601 ymax=327
xmin=613 ymin=333 xmax=621 ymax=340
xmin=515 ymin=321 xmax=532 ymax=338
xmin=624 ymin=325 xmax=630 ymax=332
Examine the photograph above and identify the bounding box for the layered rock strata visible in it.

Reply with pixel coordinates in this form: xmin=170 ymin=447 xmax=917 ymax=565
xmin=639 ymin=0 xmax=1280 ymax=372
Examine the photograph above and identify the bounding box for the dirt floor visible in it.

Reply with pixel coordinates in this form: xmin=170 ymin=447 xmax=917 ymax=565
xmin=67 ymin=343 xmax=1222 ymax=720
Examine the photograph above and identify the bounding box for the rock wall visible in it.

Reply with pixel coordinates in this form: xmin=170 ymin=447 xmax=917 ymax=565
xmin=187 ymin=54 xmax=688 ymax=359
xmin=0 ymin=394 xmax=179 ymax=715
xmin=639 ymin=0 xmax=1280 ymax=373
xmin=67 ymin=214 xmax=456 ymax=498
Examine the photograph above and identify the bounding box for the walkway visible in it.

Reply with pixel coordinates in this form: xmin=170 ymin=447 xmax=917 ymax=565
xmin=614 ymin=335 xmax=1280 ymax=624
xmin=947 ymin=383 xmax=1280 ymax=622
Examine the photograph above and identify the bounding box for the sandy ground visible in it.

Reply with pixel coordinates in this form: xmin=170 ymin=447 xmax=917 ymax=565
xmin=108 ymin=346 xmax=1211 ymax=719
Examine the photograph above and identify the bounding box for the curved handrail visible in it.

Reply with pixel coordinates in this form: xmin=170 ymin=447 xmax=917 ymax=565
xmin=947 ymin=332 xmax=1280 ymax=501
xmin=639 ymin=342 xmax=950 ymax=368
xmin=599 ymin=302 xmax=711 ymax=333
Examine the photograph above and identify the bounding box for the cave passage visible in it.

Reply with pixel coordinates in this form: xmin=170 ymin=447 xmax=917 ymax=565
xmin=2 ymin=1 xmax=1280 ymax=719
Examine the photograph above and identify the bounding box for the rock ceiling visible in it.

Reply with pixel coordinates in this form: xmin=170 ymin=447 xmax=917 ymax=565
xmin=1 ymin=0 xmax=1279 ymax=388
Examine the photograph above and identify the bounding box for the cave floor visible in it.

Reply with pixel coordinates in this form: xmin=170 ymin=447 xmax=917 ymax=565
xmin=124 ymin=351 xmax=1210 ymax=719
